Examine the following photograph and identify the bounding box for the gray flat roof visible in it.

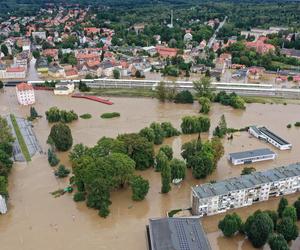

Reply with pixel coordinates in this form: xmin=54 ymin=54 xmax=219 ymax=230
xmin=229 ymin=148 xmax=275 ymax=161
xmin=259 ymin=126 xmax=290 ymax=146
xmin=192 ymin=162 xmax=300 ymax=199
xmin=148 ymin=217 xmax=211 ymax=250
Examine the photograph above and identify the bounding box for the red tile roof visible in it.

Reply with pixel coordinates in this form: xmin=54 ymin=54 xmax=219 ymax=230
xmin=7 ymin=67 xmax=25 ymax=73
xmin=16 ymin=82 xmax=33 ymax=91
xmin=156 ymin=46 xmax=178 ymax=58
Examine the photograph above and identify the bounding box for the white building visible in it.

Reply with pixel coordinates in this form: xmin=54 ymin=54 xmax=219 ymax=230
xmin=0 ymin=195 xmax=7 ymax=214
xmin=0 ymin=66 xmax=26 ymax=79
xmin=32 ymin=31 xmax=46 ymax=40
xmin=249 ymin=126 xmax=292 ymax=150
xmin=53 ymin=82 xmax=75 ymax=95
xmin=16 ymin=82 xmax=35 ymax=105
xmin=191 ymin=163 xmax=300 ymax=217
xmin=228 ymin=148 xmax=276 ymax=165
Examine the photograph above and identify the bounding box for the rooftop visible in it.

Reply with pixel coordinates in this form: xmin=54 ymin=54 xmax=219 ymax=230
xmin=192 ymin=162 xmax=300 ymax=199
xmin=148 ymin=217 xmax=211 ymax=250
xmin=16 ymin=82 xmax=33 ymax=91
xmin=259 ymin=126 xmax=290 ymax=146
xmin=229 ymin=148 xmax=275 ymax=161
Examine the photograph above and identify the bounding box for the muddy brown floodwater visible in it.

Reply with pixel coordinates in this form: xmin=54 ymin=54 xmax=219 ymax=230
xmin=0 ymin=88 xmax=300 ymax=250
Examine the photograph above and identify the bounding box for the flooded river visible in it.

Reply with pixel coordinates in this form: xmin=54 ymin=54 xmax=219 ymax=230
xmin=0 ymin=88 xmax=300 ymax=250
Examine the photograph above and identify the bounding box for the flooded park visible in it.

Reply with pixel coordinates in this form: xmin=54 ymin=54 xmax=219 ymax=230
xmin=1 ymin=87 xmax=300 ymax=250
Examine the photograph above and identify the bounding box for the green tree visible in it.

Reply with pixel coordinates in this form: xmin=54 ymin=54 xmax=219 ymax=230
xmin=293 ymin=199 xmax=300 ymax=220
xmin=193 ymin=76 xmax=212 ymax=98
xmin=191 ymin=147 xmax=215 ymax=179
xmin=113 ymin=69 xmax=120 ymax=79
xmin=0 ymin=81 xmax=3 ymax=89
xmin=139 ymin=127 xmax=155 ymax=142
xmin=199 ymin=97 xmax=211 ymax=114
xmin=73 ymin=192 xmax=86 ymax=202
xmin=268 ymin=234 xmax=289 ymax=250
xmin=1 ymin=44 xmax=9 ymax=56
xmin=48 ymin=123 xmax=73 ymax=151
xmin=265 ymin=210 xmax=279 ymax=230
xmin=282 ymin=206 xmax=297 ymax=222
xmin=170 ymin=158 xmax=186 ymax=181
xmin=278 ymin=198 xmax=288 ymax=218
xmin=161 ymin=157 xmax=171 ymax=193
xmin=47 ymin=148 xmax=60 ymax=166
xmin=211 ymin=136 xmax=224 ymax=168
xmin=150 ymin=122 xmax=165 ymax=145
xmin=0 ymin=150 xmax=13 ymax=177
xmin=78 ymin=81 xmax=90 ymax=92
xmin=181 ymin=139 xmax=202 ymax=168
xmin=159 ymin=145 xmax=173 ymax=160
xmin=32 ymin=50 xmax=40 ymax=59
xmin=218 ymin=213 xmax=242 ymax=237
xmin=174 ymin=90 xmax=194 ymax=104
xmin=117 ymin=133 xmax=154 ymax=170
xmin=0 ymin=176 xmax=8 ymax=198
xmin=55 ymin=164 xmax=70 ymax=178
xmin=156 ymin=81 xmax=167 ymax=102
xmin=277 ymin=217 xmax=299 ymax=242
xmin=213 ymin=115 xmax=227 ymax=138
xmin=130 ymin=175 xmax=149 ymax=201
xmin=155 ymin=151 xmax=168 ymax=172
xmin=246 ymin=212 xmax=274 ymax=248
xmin=161 ymin=122 xmax=180 ymax=137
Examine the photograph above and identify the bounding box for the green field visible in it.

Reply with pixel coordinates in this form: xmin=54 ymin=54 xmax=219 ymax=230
xmin=10 ymin=114 xmax=31 ymax=162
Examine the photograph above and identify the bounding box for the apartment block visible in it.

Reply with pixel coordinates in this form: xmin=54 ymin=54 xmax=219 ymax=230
xmin=191 ymin=163 xmax=300 ymax=216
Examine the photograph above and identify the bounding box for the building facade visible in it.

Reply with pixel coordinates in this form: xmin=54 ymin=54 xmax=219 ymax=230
xmin=16 ymin=82 xmax=35 ymax=105
xmin=191 ymin=163 xmax=300 ymax=217
xmin=54 ymin=82 xmax=75 ymax=95
xmin=228 ymin=148 xmax=276 ymax=165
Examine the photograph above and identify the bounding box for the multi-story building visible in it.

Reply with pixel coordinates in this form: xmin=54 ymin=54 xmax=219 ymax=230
xmin=249 ymin=126 xmax=292 ymax=150
xmin=16 ymin=82 xmax=35 ymax=105
xmin=191 ymin=162 xmax=300 ymax=217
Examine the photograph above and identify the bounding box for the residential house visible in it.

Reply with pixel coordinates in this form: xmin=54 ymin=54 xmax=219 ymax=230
xmin=54 ymin=82 xmax=75 ymax=95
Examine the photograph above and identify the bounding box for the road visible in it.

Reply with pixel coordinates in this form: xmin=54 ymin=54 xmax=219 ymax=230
xmin=207 ymin=16 xmax=227 ymax=49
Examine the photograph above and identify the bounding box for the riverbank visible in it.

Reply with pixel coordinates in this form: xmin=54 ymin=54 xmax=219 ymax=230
xmin=90 ymin=87 xmax=300 ymax=105
xmin=1 ymin=88 xmax=300 ymax=250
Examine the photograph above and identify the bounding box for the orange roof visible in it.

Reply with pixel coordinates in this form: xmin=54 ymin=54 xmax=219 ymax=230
xmin=16 ymin=82 xmax=33 ymax=91
xmin=76 ymin=53 xmax=99 ymax=60
xmin=156 ymin=46 xmax=178 ymax=57
xmin=87 ymin=60 xmax=100 ymax=67
xmin=65 ymin=69 xmax=78 ymax=76
xmin=7 ymin=67 xmax=25 ymax=73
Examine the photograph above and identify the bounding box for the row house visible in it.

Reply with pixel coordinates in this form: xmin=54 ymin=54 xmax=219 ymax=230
xmin=0 ymin=66 xmax=26 ymax=79
xmin=192 ymin=162 xmax=300 ymax=216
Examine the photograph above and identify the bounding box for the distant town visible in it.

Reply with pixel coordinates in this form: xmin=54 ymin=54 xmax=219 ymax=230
xmin=1 ymin=1 xmax=300 ymax=250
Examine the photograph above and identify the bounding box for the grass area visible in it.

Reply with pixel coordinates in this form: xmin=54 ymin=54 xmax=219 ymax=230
xmin=90 ymin=88 xmax=156 ymax=98
xmin=242 ymin=96 xmax=300 ymax=105
xmin=80 ymin=113 xmax=92 ymax=119
xmin=101 ymin=112 xmax=120 ymax=119
xmin=10 ymin=114 xmax=31 ymax=162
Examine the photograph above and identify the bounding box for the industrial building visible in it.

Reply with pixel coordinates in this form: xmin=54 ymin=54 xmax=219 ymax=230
xmin=147 ymin=217 xmax=211 ymax=250
xmin=249 ymin=126 xmax=292 ymax=150
xmin=191 ymin=162 xmax=300 ymax=217
xmin=228 ymin=148 xmax=276 ymax=165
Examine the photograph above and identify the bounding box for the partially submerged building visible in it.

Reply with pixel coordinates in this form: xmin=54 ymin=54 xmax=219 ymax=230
xmin=228 ymin=148 xmax=276 ymax=165
xmin=147 ymin=217 xmax=211 ymax=250
xmin=249 ymin=126 xmax=292 ymax=150
xmin=191 ymin=162 xmax=300 ymax=217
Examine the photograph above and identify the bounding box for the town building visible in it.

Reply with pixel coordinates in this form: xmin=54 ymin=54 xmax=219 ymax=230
xmin=3 ymin=66 xmax=26 ymax=79
xmin=245 ymin=36 xmax=275 ymax=54
xmin=155 ymin=46 xmax=178 ymax=58
xmin=147 ymin=217 xmax=211 ymax=250
xmin=16 ymin=82 xmax=35 ymax=105
xmin=54 ymin=82 xmax=74 ymax=95
xmin=191 ymin=162 xmax=300 ymax=217
xmin=249 ymin=126 xmax=292 ymax=150
xmin=228 ymin=148 xmax=276 ymax=165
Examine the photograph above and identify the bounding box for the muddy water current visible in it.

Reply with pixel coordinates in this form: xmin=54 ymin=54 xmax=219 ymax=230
xmin=0 ymin=88 xmax=300 ymax=250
